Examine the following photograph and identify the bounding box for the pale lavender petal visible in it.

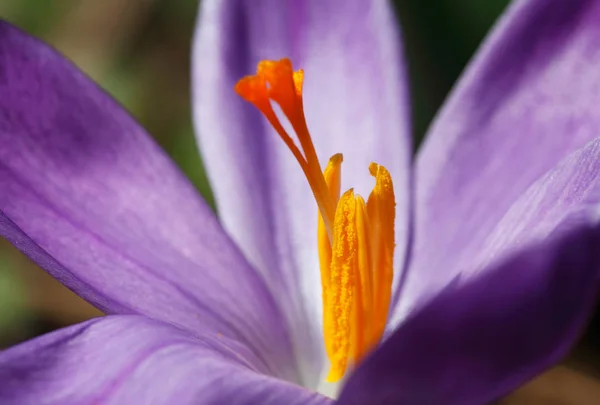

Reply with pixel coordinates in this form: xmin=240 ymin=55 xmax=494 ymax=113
xmin=0 ymin=315 xmax=331 ymax=405
xmin=193 ymin=0 xmax=411 ymax=385
xmin=397 ymin=0 xmax=600 ymax=320
xmin=0 ymin=21 xmax=295 ymax=380
xmin=340 ymin=220 xmax=600 ymax=405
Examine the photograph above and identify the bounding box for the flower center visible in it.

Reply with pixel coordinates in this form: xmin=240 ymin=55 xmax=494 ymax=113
xmin=236 ymin=58 xmax=396 ymax=382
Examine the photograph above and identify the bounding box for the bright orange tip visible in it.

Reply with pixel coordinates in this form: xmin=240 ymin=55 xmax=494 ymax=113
xmin=292 ymin=69 xmax=304 ymax=97
xmin=236 ymin=59 xmax=396 ymax=383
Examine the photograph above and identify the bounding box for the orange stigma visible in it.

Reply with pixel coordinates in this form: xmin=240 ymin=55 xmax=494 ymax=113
xmin=236 ymin=58 xmax=396 ymax=382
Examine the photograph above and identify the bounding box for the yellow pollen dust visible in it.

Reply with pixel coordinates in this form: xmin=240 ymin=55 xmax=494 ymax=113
xmin=236 ymin=58 xmax=396 ymax=382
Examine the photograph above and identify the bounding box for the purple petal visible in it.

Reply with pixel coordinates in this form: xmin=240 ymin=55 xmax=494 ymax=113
xmin=339 ymin=220 xmax=600 ymax=405
xmin=368 ymin=128 xmax=600 ymax=402
xmin=0 ymin=21 xmax=295 ymax=379
xmin=397 ymin=0 xmax=600 ymax=318
xmin=0 ymin=315 xmax=331 ymax=405
xmin=193 ymin=0 xmax=411 ymax=384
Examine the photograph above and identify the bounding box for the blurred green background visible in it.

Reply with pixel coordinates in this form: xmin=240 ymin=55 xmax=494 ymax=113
xmin=1 ymin=1 xmax=599 ymax=403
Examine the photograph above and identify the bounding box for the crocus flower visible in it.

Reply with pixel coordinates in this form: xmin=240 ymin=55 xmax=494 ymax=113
xmin=1 ymin=0 xmax=600 ymax=404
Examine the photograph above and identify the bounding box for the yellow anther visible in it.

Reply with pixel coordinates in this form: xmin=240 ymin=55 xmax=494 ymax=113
xmin=366 ymin=163 xmax=396 ymax=344
xmin=326 ymin=189 xmax=358 ymax=382
xmin=236 ymin=59 xmax=396 ymax=383
xmin=353 ymin=196 xmax=372 ymax=361
xmin=319 ymin=154 xmax=343 ymax=363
